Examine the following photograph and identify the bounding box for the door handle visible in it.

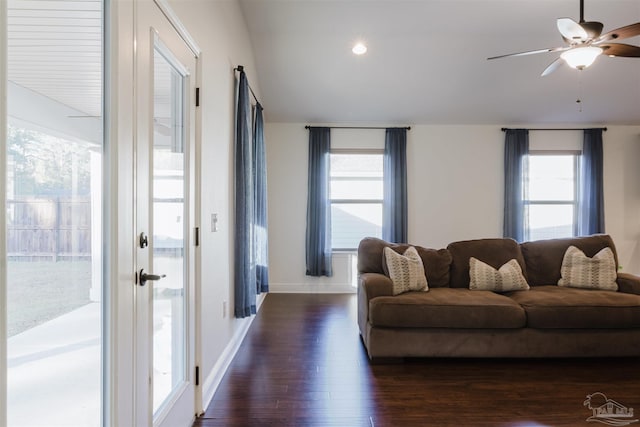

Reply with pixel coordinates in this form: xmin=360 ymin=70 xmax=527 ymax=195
xmin=138 ymin=268 xmax=166 ymax=286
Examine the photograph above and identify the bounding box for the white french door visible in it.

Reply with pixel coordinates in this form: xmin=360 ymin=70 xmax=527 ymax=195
xmin=134 ymin=1 xmax=198 ymax=425
xmin=2 ymin=0 xmax=199 ymax=425
xmin=4 ymin=0 xmax=105 ymax=426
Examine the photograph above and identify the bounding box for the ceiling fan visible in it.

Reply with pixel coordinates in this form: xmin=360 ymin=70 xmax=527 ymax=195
xmin=488 ymin=0 xmax=640 ymax=76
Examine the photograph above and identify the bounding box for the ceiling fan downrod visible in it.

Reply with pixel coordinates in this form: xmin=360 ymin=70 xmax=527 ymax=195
xmin=579 ymin=0 xmax=584 ymax=23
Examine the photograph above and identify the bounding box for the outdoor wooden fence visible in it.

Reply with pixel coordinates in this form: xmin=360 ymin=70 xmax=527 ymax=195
xmin=7 ymin=197 xmax=92 ymax=260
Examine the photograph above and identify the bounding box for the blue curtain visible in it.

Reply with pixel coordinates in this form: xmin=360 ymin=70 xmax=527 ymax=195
xmin=253 ymin=103 xmax=269 ymax=293
xmin=234 ymin=70 xmax=256 ymax=318
xmin=578 ymin=128 xmax=605 ymax=235
xmin=503 ymin=129 xmax=529 ymax=242
xmin=305 ymin=127 xmax=332 ymax=276
xmin=382 ymin=128 xmax=408 ymax=243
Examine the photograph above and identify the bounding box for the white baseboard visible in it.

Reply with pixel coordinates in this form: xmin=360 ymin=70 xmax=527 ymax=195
xmin=201 ymin=293 xmax=266 ymax=412
xmin=268 ymin=283 xmax=356 ymax=294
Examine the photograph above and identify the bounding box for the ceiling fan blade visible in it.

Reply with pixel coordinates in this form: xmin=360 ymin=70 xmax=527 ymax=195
xmin=488 ymin=46 xmax=567 ymax=60
xmin=541 ymin=57 xmax=564 ymax=77
xmin=557 ymin=17 xmax=588 ymax=42
xmin=580 ymin=21 xmax=604 ymax=39
xmin=596 ymin=22 xmax=640 ymax=43
xmin=600 ymin=43 xmax=640 ymax=57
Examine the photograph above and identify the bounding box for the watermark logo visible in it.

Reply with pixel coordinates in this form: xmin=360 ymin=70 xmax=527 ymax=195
xmin=584 ymin=392 xmax=638 ymax=426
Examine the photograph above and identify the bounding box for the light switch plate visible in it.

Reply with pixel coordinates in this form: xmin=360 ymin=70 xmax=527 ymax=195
xmin=211 ymin=213 xmax=218 ymax=232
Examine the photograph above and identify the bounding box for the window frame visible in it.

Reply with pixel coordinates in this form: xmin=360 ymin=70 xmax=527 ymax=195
xmin=329 ymin=148 xmax=384 ymax=252
xmin=524 ymin=150 xmax=580 ymax=241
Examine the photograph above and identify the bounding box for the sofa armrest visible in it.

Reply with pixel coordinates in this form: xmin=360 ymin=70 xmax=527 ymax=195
xmin=617 ymin=272 xmax=640 ymax=295
xmin=359 ymin=272 xmax=393 ymax=299
xmin=357 ymin=273 xmax=393 ymax=337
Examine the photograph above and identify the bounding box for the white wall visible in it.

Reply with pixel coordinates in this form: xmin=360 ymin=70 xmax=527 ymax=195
xmin=266 ymin=123 xmax=640 ymax=294
xmin=602 ymin=127 xmax=640 ymax=272
xmin=166 ymin=0 xmax=265 ymax=411
xmin=406 ymin=126 xmax=504 ymax=246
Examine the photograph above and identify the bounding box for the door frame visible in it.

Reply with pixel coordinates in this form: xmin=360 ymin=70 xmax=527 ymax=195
xmin=107 ymin=0 xmax=201 ymax=425
xmin=0 ymin=0 xmax=8 ymax=424
xmin=150 ymin=0 xmax=204 ymax=416
xmin=133 ymin=0 xmax=201 ymax=425
xmin=106 ymin=0 xmax=136 ymax=424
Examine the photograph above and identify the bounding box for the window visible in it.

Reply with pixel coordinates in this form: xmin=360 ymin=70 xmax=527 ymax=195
xmin=330 ymin=150 xmax=383 ymax=250
xmin=525 ymin=153 xmax=579 ymax=241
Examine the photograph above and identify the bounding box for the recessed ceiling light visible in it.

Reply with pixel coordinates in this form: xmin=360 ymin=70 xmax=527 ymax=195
xmin=352 ymin=43 xmax=367 ymax=55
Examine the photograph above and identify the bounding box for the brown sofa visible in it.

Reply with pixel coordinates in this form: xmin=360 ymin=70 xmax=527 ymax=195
xmin=357 ymin=234 xmax=640 ymax=361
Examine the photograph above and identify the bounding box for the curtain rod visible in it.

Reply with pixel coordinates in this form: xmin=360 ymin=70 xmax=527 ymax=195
xmin=501 ymin=127 xmax=607 ymax=132
xmin=305 ymin=125 xmax=411 ymax=130
xmin=234 ymin=65 xmax=261 ymax=105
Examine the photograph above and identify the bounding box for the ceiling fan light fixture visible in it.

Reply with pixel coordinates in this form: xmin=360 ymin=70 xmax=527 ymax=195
xmin=560 ymin=46 xmax=603 ymax=69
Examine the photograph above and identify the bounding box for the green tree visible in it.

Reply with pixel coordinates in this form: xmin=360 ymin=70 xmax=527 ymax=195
xmin=8 ymin=124 xmax=92 ymax=197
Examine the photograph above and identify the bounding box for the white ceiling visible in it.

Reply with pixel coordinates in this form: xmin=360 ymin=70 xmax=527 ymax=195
xmin=239 ymin=0 xmax=640 ymax=125
xmin=7 ymin=0 xmax=102 ymax=118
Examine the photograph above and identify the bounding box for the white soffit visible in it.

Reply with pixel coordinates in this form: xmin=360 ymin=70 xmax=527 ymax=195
xmin=7 ymin=0 xmax=102 ymax=118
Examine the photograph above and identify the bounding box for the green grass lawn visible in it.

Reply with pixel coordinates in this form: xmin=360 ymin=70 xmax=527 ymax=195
xmin=7 ymin=260 xmax=92 ymax=337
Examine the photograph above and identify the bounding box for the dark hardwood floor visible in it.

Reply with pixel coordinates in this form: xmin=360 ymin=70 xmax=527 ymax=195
xmin=194 ymin=293 xmax=640 ymax=426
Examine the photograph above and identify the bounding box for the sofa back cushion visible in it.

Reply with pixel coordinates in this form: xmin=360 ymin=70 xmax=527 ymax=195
xmin=520 ymin=234 xmax=619 ymax=286
xmin=357 ymin=237 xmax=452 ymax=288
xmin=447 ymin=238 xmax=527 ymax=288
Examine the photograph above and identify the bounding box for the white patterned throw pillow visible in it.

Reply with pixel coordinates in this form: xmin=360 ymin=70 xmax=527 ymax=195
xmin=383 ymin=246 xmax=428 ymax=295
xmin=558 ymin=246 xmax=618 ymax=291
xmin=469 ymin=258 xmax=530 ymax=292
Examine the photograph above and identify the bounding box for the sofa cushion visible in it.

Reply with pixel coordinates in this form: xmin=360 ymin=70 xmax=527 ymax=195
xmin=447 ymin=238 xmax=527 ymax=289
xmin=469 ymin=258 xmax=530 ymax=292
xmin=520 ymin=234 xmax=618 ymax=287
xmin=358 ymin=237 xmax=452 ymax=287
xmin=369 ymin=288 xmax=526 ymax=329
xmin=383 ymin=246 xmax=428 ymax=295
xmin=558 ymin=246 xmax=618 ymax=291
xmin=414 ymin=246 xmax=452 ymax=288
xmin=507 ymin=285 xmax=640 ymax=328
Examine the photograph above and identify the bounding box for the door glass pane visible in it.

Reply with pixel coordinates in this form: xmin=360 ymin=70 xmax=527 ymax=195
xmin=6 ymin=0 xmax=104 ymax=425
xmin=152 ymin=46 xmax=186 ymax=414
